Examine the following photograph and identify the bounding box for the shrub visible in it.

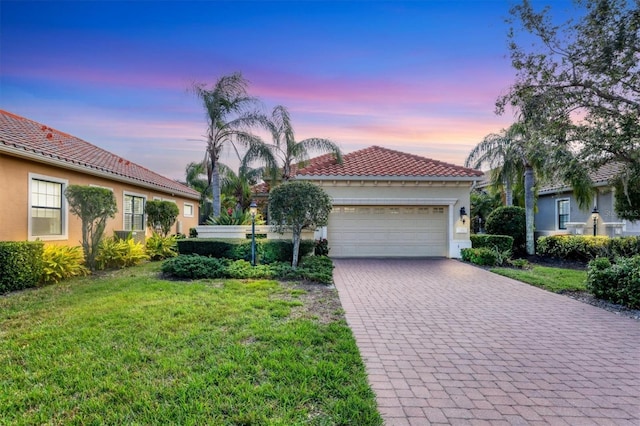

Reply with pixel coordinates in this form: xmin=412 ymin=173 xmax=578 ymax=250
xmin=536 ymin=235 xmax=640 ymax=262
xmin=145 ymin=200 xmax=180 ymax=237
xmin=145 ymin=232 xmax=178 ymax=261
xmin=161 ymin=255 xmax=226 ymax=279
xmin=176 ymin=239 xmax=237 ymax=257
xmin=225 ymin=260 xmax=274 ymax=279
xmin=470 ymin=234 xmax=514 ymax=252
xmin=587 ymin=256 xmax=640 ymax=309
xmin=96 ymin=236 xmax=149 ymax=269
xmin=485 ymin=206 xmax=526 ymax=254
xmin=175 ymin=238 xmax=315 ymax=264
xmin=0 ymin=241 xmax=44 ymax=294
xmin=314 ymin=238 xmax=330 ymax=256
xmin=461 ymin=247 xmax=499 ymax=266
xmin=41 ymin=245 xmax=89 ymax=285
xmin=261 ymin=240 xmax=315 ymax=264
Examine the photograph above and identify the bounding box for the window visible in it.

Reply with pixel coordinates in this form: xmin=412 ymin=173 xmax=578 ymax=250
xmin=124 ymin=193 xmax=145 ymax=231
xmin=184 ymin=203 xmax=194 ymax=218
xmin=29 ymin=174 xmax=67 ymax=240
xmin=558 ymin=199 xmax=569 ymax=230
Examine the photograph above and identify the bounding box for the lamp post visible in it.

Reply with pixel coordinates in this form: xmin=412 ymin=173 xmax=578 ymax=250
xmin=592 ymin=206 xmax=599 ymax=236
xmin=250 ymin=200 xmax=257 ymax=266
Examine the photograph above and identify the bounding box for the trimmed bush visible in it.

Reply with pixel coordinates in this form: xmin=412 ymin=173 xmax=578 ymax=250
xmin=161 ymin=255 xmax=227 ymax=279
xmin=41 ymin=245 xmax=89 ymax=285
xmin=537 ymin=235 xmax=640 ymax=262
xmin=176 ymin=238 xmax=314 ymax=264
xmin=485 ymin=206 xmax=526 ymax=254
xmin=314 ymin=238 xmax=330 ymax=256
xmin=587 ymin=256 xmax=640 ymax=309
xmin=0 ymin=241 xmax=44 ymax=294
xmin=161 ymin=255 xmax=334 ymax=284
xmin=470 ymin=234 xmax=514 ymax=252
xmin=461 ymin=247 xmax=499 ymax=266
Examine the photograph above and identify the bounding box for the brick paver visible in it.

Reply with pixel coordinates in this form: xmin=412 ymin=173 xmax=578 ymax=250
xmin=333 ymin=259 xmax=640 ymax=425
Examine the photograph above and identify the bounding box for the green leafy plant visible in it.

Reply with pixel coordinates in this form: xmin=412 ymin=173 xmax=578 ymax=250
xmin=41 ymin=245 xmax=89 ymax=285
xmin=537 ymin=235 xmax=617 ymax=261
xmin=145 ymin=232 xmax=178 ymax=261
xmin=269 ymin=181 xmax=332 ymax=268
xmin=314 ymin=238 xmax=330 ymax=256
xmin=587 ymin=256 xmax=640 ymax=309
xmin=226 ymin=259 xmax=273 ymax=279
xmin=96 ymin=236 xmax=149 ymax=270
xmin=507 ymin=258 xmax=531 ymax=269
xmin=461 ymin=247 xmax=500 ymax=266
xmin=64 ymin=185 xmax=117 ymax=270
xmin=470 ymin=234 xmax=514 ymax=252
xmin=145 ymin=200 xmax=180 ymax=237
xmin=0 ymin=241 xmax=44 ymax=294
xmin=485 ymin=206 xmax=526 ymax=254
xmin=161 ymin=254 xmax=226 ymax=279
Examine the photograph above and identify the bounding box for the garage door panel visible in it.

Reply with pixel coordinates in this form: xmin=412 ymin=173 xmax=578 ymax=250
xmin=328 ymin=205 xmax=448 ymax=257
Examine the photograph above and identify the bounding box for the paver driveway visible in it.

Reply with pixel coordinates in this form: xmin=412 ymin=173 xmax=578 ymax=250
xmin=333 ymin=259 xmax=640 ymax=426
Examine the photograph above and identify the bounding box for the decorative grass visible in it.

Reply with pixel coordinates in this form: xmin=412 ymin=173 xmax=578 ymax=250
xmin=0 ymin=262 xmax=381 ymax=425
xmin=491 ymin=265 xmax=588 ymax=293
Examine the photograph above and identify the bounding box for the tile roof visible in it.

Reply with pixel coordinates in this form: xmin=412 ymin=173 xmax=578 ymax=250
xmin=539 ymin=162 xmax=623 ymax=194
xmin=0 ymin=110 xmax=200 ymax=199
xmin=296 ymin=145 xmax=483 ymax=179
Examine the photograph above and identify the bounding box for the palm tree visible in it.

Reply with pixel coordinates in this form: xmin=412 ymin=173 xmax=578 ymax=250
xmin=184 ymin=161 xmax=211 ymax=224
xmin=219 ymin=156 xmax=264 ymax=213
xmin=193 ymin=72 xmax=275 ymax=217
xmin=261 ymin=105 xmax=342 ymax=181
xmin=465 ymin=129 xmax=523 ymax=206
xmin=467 ymin=121 xmax=593 ymax=255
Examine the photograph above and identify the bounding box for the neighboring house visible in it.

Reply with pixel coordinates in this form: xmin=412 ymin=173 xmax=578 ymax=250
xmin=294 ymin=145 xmax=484 ymax=258
xmin=0 ymin=109 xmax=201 ymax=245
xmin=535 ymin=163 xmax=640 ymax=238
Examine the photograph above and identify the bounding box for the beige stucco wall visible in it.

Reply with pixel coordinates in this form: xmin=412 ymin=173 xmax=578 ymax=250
xmin=0 ymin=154 xmax=199 ymax=245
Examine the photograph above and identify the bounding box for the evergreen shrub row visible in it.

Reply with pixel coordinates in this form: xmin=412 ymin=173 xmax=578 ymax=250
xmin=0 ymin=241 xmax=44 ymax=294
xmin=537 ymin=235 xmax=640 ymax=262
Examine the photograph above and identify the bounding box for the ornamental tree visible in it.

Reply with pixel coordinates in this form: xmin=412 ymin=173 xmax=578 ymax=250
xmin=64 ymin=185 xmax=117 ymax=270
xmin=145 ymin=200 xmax=180 ymax=236
xmin=268 ymin=181 xmax=332 ymax=268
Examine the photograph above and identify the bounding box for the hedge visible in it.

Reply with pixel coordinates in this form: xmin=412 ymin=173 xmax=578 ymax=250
xmin=470 ymin=234 xmax=514 ymax=252
xmin=587 ymin=256 xmax=640 ymax=309
xmin=176 ymin=238 xmax=315 ymax=264
xmin=537 ymin=235 xmax=640 ymax=262
xmin=0 ymin=241 xmax=44 ymax=294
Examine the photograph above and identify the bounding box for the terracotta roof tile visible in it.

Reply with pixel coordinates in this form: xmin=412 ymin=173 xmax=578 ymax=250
xmin=0 ymin=109 xmax=200 ymax=199
xmin=296 ymin=145 xmax=483 ymax=179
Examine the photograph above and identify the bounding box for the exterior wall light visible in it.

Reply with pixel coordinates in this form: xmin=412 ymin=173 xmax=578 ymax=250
xmin=460 ymin=206 xmax=467 ymax=224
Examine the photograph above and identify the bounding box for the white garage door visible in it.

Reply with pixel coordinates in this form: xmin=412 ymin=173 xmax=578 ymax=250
xmin=327 ymin=205 xmax=448 ymax=257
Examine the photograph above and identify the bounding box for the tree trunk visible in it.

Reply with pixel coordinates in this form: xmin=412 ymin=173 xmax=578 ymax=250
xmin=524 ymin=165 xmax=535 ymax=255
xmin=211 ymin=159 xmax=221 ymax=218
xmin=504 ymin=178 xmax=513 ymax=206
xmin=291 ymin=227 xmax=301 ymax=269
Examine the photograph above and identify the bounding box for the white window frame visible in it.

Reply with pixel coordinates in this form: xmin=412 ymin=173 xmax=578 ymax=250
xmin=28 ymin=173 xmax=68 ymax=241
xmin=123 ymin=191 xmax=147 ymax=231
xmin=183 ymin=202 xmax=195 ymax=218
xmin=557 ymin=198 xmax=570 ymax=230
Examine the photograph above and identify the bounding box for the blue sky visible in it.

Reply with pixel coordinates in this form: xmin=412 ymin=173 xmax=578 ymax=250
xmin=1 ymin=0 xmax=575 ymax=180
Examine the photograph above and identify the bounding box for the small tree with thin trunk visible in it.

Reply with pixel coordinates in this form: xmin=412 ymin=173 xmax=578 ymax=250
xmin=64 ymin=185 xmax=117 ymax=271
xmin=145 ymin=200 xmax=180 ymax=237
xmin=268 ymin=181 xmax=332 ymax=269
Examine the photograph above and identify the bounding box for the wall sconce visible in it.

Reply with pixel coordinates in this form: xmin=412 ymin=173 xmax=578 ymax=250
xmin=460 ymin=206 xmax=467 ymax=224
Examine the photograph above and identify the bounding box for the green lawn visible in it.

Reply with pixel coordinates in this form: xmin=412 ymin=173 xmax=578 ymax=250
xmin=0 ymin=262 xmax=382 ymax=425
xmin=491 ymin=265 xmax=588 ymax=293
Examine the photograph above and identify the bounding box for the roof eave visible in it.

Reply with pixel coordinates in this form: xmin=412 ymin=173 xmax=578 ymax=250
xmin=295 ymin=174 xmax=482 ymax=182
xmin=1 ymin=144 xmax=201 ymax=200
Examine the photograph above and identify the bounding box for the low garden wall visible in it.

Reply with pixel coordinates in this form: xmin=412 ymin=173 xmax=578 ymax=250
xmin=194 ymin=225 xmax=316 ymax=240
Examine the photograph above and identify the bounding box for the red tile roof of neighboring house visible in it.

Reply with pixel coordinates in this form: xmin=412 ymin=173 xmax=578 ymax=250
xmin=0 ymin=110 xmax=200 ymax=199
xmin=296 ymin=145 xmax=483 ymax=179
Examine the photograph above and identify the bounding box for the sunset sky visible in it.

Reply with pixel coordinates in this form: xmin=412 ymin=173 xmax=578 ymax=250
xmin=1 ymin=0 xmax=576 ymax=180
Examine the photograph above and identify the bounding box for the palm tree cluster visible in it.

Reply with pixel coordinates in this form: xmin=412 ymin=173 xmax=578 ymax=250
xmin=186 ymin=72 xmax=343 ymax=223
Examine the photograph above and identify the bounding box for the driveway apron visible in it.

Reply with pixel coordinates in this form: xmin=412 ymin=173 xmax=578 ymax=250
xmin=333 ymin=259 xmax=640 ymax=425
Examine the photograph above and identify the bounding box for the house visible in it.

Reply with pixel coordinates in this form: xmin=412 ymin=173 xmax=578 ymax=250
xmin=0 ymin=109 xmax=201 ymax=245
xmin=535 ymin=163 xmax=640 ymax=237
xmin=294 ymin=145 xmax=484 ymax=258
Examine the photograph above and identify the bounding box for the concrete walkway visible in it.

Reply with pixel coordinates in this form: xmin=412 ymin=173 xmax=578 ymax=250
xmin=333 ymin=259 xmax=640 ymax=426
